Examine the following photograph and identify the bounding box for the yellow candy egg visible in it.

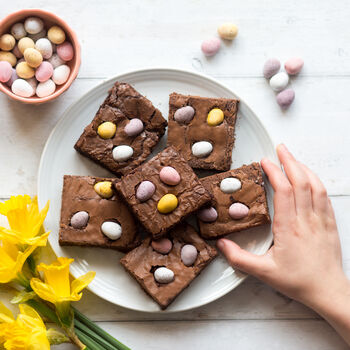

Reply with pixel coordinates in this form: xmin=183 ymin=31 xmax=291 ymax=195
xmin=97 ymin=122 xmax=117 ymax=139
xmin=218 ymin=23 xmax=238 ymax=40
xmin=48 ymin=26 xmax=66 ymax=44
xmin=24 ymin=48 xmax=43 ymax=68
xmin=18 ymin=37 xmax=35 ymax=54
xmin=207 ymin=108 xmax=224 ymax=126
xmin=157 ymin=194 xmax=178 ymax=214
xmin=0 ymin=34 xmax=15 ymax=51
xmin=94 ymin=181 xmax=114 ymax=199
xmin=0 ymin=51 xmax=17 ymax=66
xmin=16 ymin=62 xmax=35 ymax=79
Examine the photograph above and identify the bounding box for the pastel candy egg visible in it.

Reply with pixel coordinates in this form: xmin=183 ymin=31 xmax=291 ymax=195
xmin=24 ymin=17 xmax=44 ymax=34
xmin=157 ymin=194 xmax=178 ymax=214
xmin=124 ymin=118 xmax=144 ymax=137
xmin=28 ymin=29 xmax=46 ymax=42
xmin=18 ymin=37 xmax=35 ymax=54
xmin=94 ymin=181 xmax=114 ymax=199
xmin=220 ymin=177 xmax=241 ymax=193
xmin=201 ymin=37 xmax=221 ymax=57
xmin=11 ymin=79 xmax=34 ymax=97
xmin=284 ymin=57 xmax=304 ymax=75
xmin=113 ymin=145 xmax=134 ymax=162
xmin=263 ymin=58 xmax=281 ymax=79
xmin=35 ymin=62 xmax=54 ymax=82
xmin=48 ymin=53 xmax=66 ymax=68
xmin=48 ymin=26 xmax=66 ymax=44
xmin=12 ymin=44 xmax=23 ymax=58
xmin=97 ymin=121 xmax=116 ymax=139
xmin=57 ymin=42 xmax=74 ymax=61
xmin=217 ymin=23 xmax=238 ymax=40
xmin=198 ymin=206 xmax=218 ymax=222
xmin=26 ymin=77 xmax=37 ymax=96
xmin=16 ymin=62 xmax=35 ymax=79
xmin=5 ymin=68 xmax=18 ymax=87
xmin=154 ymin=267 xmax=174 ymax=284
xmin=70 ymin=211 xmax=89 ymax=229
xmin=159 ymin=166 xmax=181 ymax=186
xmin=36 ymin=79 xmax=56 ymax=98
xmin=11 ymin=23 xmax=26 ymax=40
xmin=52 ymin=64 xmax=70 ymax=85
xmin=0 ymin=34 xmax=15 ymax=51
xmin=191 ymin=141 xmax=213 ymax=158
xmin=174 ymin=106 xmax=195 ymax=123
xmin=24 ymin=48 xmax=43 ymax=68
xmin=0 ymin=61 xmax=12 ymax=82
xmin=181 ymin=244 xmax=198 ymax=266
xmin=269 ymin=72 xmax=289 ymax=92
xmin=207 ymin=108 xmax=224 ymax=126
xmin=101 ymin=221 xmax=122 ymax=240
xmin=35 ymin=38 xmax=53 ymax=59
xmin=277 ymin=88 xmax=295 ymax=109
xmin=136 ymin=181 xmax=155 ymax=202
xmin=0 ymin=51 xmax=17 ymax=66
xmin=229 ymin=202 xmax=249 ymax=219
xmin=151 ymin=238 xmax=172 ymax=254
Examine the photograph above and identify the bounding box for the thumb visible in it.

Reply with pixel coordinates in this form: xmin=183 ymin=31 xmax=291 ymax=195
xmin=217 ymin=238 xmax=271 ymax=278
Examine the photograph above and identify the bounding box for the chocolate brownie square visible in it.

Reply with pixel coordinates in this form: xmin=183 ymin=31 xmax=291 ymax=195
xmin=198 ymin=163 xmax=271 ymax=239
xmin=120 ymin=223 xmax=218 ymax=309
xmin=59 ymin=175 xmax=139 ymax=252
xmin=167 ymin=92 xmax=239 ymax=171
xmin=114 ymin=147 xmax=211 ymax=239
xmin=75 ymin=82 xmax=167 ymax=176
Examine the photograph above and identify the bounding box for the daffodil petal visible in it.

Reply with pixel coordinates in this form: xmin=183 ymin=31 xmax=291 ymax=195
xmin=0 ymin=195 xmax=31 ymax=216
xmin=0 ymin=302 xmax=14 ymax=323
xmin=0 ymin=228 xmax=50 ymax=247
xmin=30 ymin=278 xmax=58 ymax=305
xmin=70 ymin=271 xmax=96 ymax=301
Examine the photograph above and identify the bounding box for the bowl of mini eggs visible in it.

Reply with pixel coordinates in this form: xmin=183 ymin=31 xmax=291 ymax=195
xmin=0 ymin=9 xmax=81 ymax=104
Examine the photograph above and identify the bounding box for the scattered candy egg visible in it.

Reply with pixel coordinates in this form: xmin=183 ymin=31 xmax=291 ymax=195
xmin=97 ymin=121 xmax=116 ymax=139
xmin=207 ymin=108 xmax=224 ymax=126
xmin=197 ymin=206 xmax=218 ymax=222
xmin=0 ymin=34 xmax=15 ymax=51
xmin=151 ymin=238 xmax=172 ymax=254
xmin=201 ymin=37 xmax=221 ymax=57
xmin=24 ymin=48 xmax=43 ymax=68
xmin=94 ymin=181 xmax=114 ymax=199
xmin=0 ymin=61 xmax=12 ymax=82
xmin=284 ymin=57 xmax=304 ymax=75
xmin=70 ymin=211 xmax=89 ymax=229
xmin=16 ymin=61 xmax=35 ymax=79
xmin=101 ymin=221 xmax=122 ymax=240
xmin=11 ymin=79 xmax=34 ymax=97
xmin=217 ymin=23 xmax=238 ymax=40
xmin=191 ymin=141 xmax=213 ymax=158
xmin=35 ymin=38 xmax=53 ymax=59
xmin=159 ymin=166 xmax=181 ymax=186
xmin=24 ymin=17 xmax=44 ymax=35
xmin=36 ymin=79 xmax=55 ymax=97
xmin=124 ymin=118 xmax=144 ymax=137
xmin=26 ymin=77 xmax=37 ymax=96
xmin=48 ymin=26 xmax=66 ymax=45
xmin=28 ymin=29 xmax=46 ymax=42
xmin=269 ymin=72 xmax=289 ymax=92
xmin=276 ymin=88 xmax=295 ymax=109
xmin=18 ymin=37 xmax=35 ymax=54
xmin=5 ymin=68 xmax=18 ymax=87
xmin=35 ymin=61 xmax=53 ymax=82
xmin=48 ymin=53 xmax=66 ymax=68
xmin=12 ymin=44 xmax=23 ymax=58
xmin=229 ymin=202 xmax=249 ymax=219
xmin=52 ymin=64 xmax=70 ymax=85
xmin=220 ymin=177 xmax=241 ymax=193
xmin=181 ymin=244 xmax=198 ymax=266
xmin=174 ymin=106 xmax=195 ymax=123
xmin=57 ymin=41 xmax=74 ymax=61
xmin=154 ymin=267 xmax=174 ymax=284
xmin=136 ymin=181 xmax=155 ymax=202
xmin=263 ymin=58 xmax=281 ymax=79
xmin=112 ymin=145 xmax=134 ymax=162
xmin=157 ymin=194 xmax=178 ymax=214
xmin=11 ymin=23 xmax=26 ymax=40
xmin=0 ymin=51 xmax=17 ymax=66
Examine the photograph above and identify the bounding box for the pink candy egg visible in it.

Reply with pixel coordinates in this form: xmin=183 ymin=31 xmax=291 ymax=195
xmin=124 ymin=118 xmax=144 ymax=137
xmin=198 ymin=207 xmax=218 ymax=222
xmin=0 ymin=61 xmax=12 ymax=83
xmin=136 ymin=180 xmax=155 ymax=202
xmin=57 ymin=41 xmax=74 ymax=61
xmin=151 ymin=238 xmax=173 ymax=254
xmin=201 ymin=37 xmax=221 ymax=57
xmin=35 ymin=61 xmax=54 ymax=82
xmin=276 ymin=88 xmax=295 ymax=109
xmin=181 ymin=244 xmax=198 ymax=266
xmin=284 ymin=57 xmax=304 ymax=75
xmin=159 ymin=166 xmax=181 ymax=186
xmin=229 ymin=203 xmax=249 ymax=219
xmin=5 ymin=68 xmax=18 ymax=87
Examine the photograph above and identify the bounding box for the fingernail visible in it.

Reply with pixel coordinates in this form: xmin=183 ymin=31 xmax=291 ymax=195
xmin=217 ymin=239 xmax=225 ymax=250
xmin=277 ymin=143 xmax=288 ymax=152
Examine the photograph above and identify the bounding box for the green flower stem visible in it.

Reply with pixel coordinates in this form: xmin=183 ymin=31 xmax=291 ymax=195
xmin=25 ymin=299 xmax=60 ymax=324
xmin=15 ymin=272 xmax=31 ymax=290
xmin=27 ymin=254 xmax=39 ymax=277
xmin=75 ymin=328 xmax=106 ymax=350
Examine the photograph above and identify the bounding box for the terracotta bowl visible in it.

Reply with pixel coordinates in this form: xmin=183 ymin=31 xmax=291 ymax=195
xmin=0 ymin=9 xmax=81 ymax=104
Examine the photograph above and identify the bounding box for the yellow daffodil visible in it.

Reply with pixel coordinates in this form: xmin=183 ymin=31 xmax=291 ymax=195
xmin=0 ymin=196 xmax=50 ymax=247
xmin=0 ymin=302 xmax=50 ymax=350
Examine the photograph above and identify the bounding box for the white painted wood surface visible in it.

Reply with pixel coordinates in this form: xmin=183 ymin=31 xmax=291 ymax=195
xmin=1 ymin=0 xmax=350 ymax=348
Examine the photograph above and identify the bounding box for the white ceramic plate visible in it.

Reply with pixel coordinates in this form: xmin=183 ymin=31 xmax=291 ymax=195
xmin=38 ymin=68 xmax=277 ymax=313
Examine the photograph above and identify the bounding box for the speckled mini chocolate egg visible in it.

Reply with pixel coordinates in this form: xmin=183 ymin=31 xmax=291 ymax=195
xmin=24 ymin=17 xmax=44 ymax=35
xmin=0 ymin=34 xmax=15 ymax=51
xmin=197 ymin=206 xmax=218 ymax=222
xmin=201 ymin=37 xmax=221 ymax=57
xmin=36 ymin=79 xmax=56 ymax=98
xmin=11 ymin=78 xmax=34 ymax=97
xmin=11 ymin=22 xmax=26 ymax=40
xmin=174 ymin=106 xmax=195 ymax=123
xmin=276 ymin=88 xmax=295 ymax=109
xmin=52 ymin=64 xmax=70 ymax=85
xmin=57 ymin=41 xmax=74 ymax=61
xmin=124 ymin=118 xmax=144 ymax=137
xmin=0 ymin=61 xmax=12 ymax=83
xmin=229 ymin=202 xmax=249 ymax=219
xmin=35 ymin=61 xmax=54 ymax=82
xmin=151 ymin=238 xmax=172 ymax=254
xmin=70 ymin=211 xmax=89 ymax=229
xmin=112 ymin=145 xmax=134 ymax=162
xmin=159 ymin=166 xmax=181 ymax=186
xmin=191 ymin=141 xmax=213 ymax=158
xmin=263 ymin=58 xmax=281 ymax=79
xmin=136 ymin=181 xmax=155 ymax=202
xmin=35 ymin=38 xmax=53 ymax=59
xmin=220 ymin=177 xmax=241 ymax=193
xmin=101 ymin=221 xmax=122 ymax=240
xmin=181 ymin=244 xmax=198 ymax=266
xmin=154 ymin=267 xmax=174 ymax=284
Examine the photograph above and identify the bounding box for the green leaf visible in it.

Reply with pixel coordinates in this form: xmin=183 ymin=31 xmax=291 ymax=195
xmin=46 ymin=328 xmax=69 ymax=345
xmin=11 ymin=290 xmax=36 ymax=304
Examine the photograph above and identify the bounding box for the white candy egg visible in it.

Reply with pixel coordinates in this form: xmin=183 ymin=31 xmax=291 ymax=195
xmin=220 ymin=177 xmax=242 ymax=193
xmin=24 ymin=17 xmax=44 ymax=34
xmin=36 ymin=79 xmax=56 ymax=97
xmin=11 ymin=23 xmax=26 ymax=40
xmin=269 ymin=72 xmax=289 ymax=92
xmin=112 ymin=145 xmax=133 ymax=162
xmin=191 ymin=141 xmax=213 ymax=158
xmin=52 ymin=64 xmax=70 ymax=85
xmin=11 ymin=79 xmax=34 ymax=97
xmin=35 ymin=38 xmax=53 ymax=59
xmin=154 ymin=267 xmax=174 ymax=284
xmin=101 ymin=221 xmax=122 ymax=240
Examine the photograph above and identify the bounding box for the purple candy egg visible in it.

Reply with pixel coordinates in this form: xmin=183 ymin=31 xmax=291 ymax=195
xmin=124 ymin=118 xmax=144 ymax=137
xmin=276 ymin=88 xmax=295 ymax=109
xmin=181 ymin=244 xmax=198 ymax=266
xmin=198 ymin=207 xmax=218 ymax=222
xmin=136 ymin=180 xmax=155 ymax=202
xmin=263 ymin=58 xmax=281 ymax=79
xmin=151 ymin=238 xmax=173 ymax=254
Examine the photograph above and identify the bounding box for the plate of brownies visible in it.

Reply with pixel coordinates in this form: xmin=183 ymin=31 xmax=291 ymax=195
xmin=38 ymin=68 xmax=277 ymax=312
